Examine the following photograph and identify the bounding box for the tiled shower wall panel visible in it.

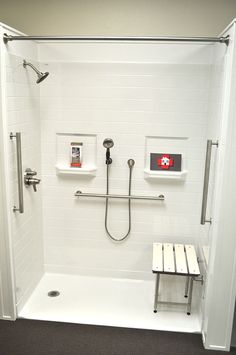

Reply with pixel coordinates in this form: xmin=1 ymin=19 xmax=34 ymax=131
xmin=5 ymin=49 xmax=44 ymax=311
xmin=39 ymin=43 xmax=213 ymax=279
xmin=199 ymin=42 xmax=225 ymax=270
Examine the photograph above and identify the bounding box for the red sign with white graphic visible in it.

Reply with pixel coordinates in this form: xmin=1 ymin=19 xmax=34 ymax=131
xmin=157 ymin=154 xmax=174 ymax=170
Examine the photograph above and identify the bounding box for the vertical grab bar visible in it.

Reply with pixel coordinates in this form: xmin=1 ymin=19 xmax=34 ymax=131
xmin=200 ymin=139 xmax=218 ymax=225
xmin=10 ymin=132 xmax=24 ymax=213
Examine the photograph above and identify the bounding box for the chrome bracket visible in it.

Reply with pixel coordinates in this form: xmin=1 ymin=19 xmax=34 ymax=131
xmin=9 ymin=132 xmax=16 ymax=139
xmin=220 ymin=35 xmax=230 ymax=46
xmin=194 ymin=275 xmax=204 ymax=285
xmin=3 ymin=33 xmax=11 ymax=44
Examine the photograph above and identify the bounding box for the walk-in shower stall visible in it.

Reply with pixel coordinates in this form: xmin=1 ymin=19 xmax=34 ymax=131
xmin=1 ymin=20 xmax=236 ymax=351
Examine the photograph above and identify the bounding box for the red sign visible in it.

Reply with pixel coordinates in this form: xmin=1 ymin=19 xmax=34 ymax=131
xmin=157 ymin=154 xmax=174 ymax=170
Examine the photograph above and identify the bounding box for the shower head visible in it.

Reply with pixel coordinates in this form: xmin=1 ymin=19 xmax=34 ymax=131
xmin=23 ymin=60 xmax=49 ymax=84
xmin=36 ymin=71 xmax=49 ymax=84
xmin=103 ymin=138 xmax=114 ymax=149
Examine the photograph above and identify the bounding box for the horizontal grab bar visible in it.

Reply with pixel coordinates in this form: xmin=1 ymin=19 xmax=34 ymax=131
xmin=75 ymin=191 xmax=165 ymax=201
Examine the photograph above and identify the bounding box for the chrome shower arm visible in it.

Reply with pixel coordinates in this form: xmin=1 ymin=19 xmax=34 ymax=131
xmin=23 ymin=60 xmax=41 ymax=76
xmin=23 ymin=59 xmax=49 ymax=83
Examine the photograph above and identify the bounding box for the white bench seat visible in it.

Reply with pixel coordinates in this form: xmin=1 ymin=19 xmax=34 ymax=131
xmin=152 ymin=242 xmax=200 ymax=315
xmin=152 ymin=243 xmax=200 ymax=276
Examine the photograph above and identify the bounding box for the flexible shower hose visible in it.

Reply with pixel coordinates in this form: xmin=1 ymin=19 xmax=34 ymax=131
xmin=105 ymin=163 xmax=132 ymax=242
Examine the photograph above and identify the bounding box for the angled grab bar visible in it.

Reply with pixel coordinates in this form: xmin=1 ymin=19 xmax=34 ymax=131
xmin=200 ymin=140 xmax=218 ymax=225
xmin=10 ymin=132 xmax=24 ymax=213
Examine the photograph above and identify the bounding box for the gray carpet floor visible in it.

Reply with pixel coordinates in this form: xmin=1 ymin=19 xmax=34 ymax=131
xmin=0 ymin=319 xmax=235 ymax=355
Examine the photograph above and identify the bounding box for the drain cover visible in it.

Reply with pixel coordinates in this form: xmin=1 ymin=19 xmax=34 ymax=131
xmin=48 ymin=290 xmax=60 ymax=297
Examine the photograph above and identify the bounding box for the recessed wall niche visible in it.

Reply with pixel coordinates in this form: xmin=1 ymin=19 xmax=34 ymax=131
xmin=55 ymin=133 xmax=97 ymax=175
xmin=144 ymin=136 xmax=188 ymax=180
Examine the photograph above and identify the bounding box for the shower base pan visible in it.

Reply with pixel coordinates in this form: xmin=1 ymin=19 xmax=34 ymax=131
xmin=18 ymin=273 xmax=201 ymax=333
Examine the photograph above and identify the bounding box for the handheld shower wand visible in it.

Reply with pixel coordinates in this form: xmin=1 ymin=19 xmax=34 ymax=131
xmin=103 ymin=138 xmax=114 ymax=165
xmin=103 ymin=138 xmax=135 ymax=242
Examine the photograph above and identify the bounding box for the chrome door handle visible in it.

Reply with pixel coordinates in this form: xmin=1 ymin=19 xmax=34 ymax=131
xmin=200 ymin=140 xmax=218 ymax=225
xmin=10 ymin=132 xmax=24 ymax=213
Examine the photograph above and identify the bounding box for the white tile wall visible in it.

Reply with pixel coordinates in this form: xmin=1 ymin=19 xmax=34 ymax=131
xmin=3 ymin=39 xmax=220 ymax=293
xmin=198 ymin=43 xmax=225 ymax=271
xmin=38 ymin=42 xmax=213 ymax=64
xmin=39 ymin=43 xmax=213 ymax=279
xmin=5 ymin=52 xmax=44 ymax=311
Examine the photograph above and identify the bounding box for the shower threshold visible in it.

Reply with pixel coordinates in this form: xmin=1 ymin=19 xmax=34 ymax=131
xmin=18 ymin=273 xmax=201 ymax=333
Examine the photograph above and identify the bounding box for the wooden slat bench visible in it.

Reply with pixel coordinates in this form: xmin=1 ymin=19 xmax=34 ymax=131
xmin=152 ymin=243 xmax=200 ymax=315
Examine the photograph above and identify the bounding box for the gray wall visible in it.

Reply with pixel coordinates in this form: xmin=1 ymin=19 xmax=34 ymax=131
xmin=231 ymin=314 xmax=236 ymax=347
xmin=0 ymin=0 xmax=236 ymax=36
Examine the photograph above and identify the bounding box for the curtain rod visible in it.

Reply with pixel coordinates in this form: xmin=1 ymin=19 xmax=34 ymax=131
xmin=3 ymin=33 xmax=230 ymax=45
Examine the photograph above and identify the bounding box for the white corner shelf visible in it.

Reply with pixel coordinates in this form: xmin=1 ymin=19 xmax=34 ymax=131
xmin=55 ymin=164 xmax=97 ymax=176
xmin=144 ymin=169 xmax=187 ymax=180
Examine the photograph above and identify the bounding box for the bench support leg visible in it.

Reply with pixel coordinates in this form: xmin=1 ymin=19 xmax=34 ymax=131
xmin=153 ymin=273 xmax=160 ymax=313
xmin=187 ymin=277 xmax=194 ymax=315
xmin=184 ymin=276 xmax=190 ymax=298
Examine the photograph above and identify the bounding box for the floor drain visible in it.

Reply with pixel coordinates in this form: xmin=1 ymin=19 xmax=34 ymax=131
xmin=48 ymin=290 xmax=60 ymax=297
